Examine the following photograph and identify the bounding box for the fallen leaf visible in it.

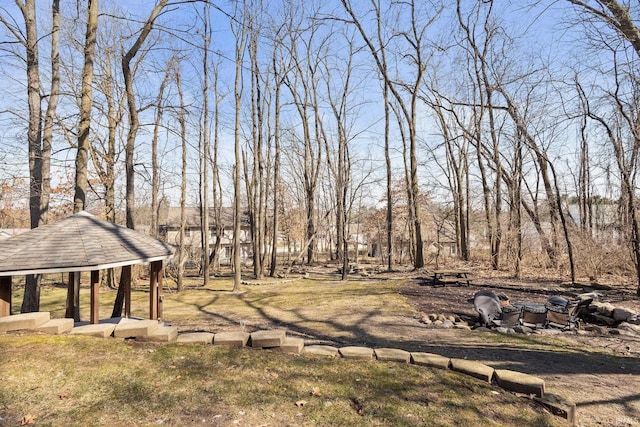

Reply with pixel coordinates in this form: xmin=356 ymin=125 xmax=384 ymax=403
xmin=350 ymin=397 xmax=364 ymax=416
xmin=310 ymin=387 xmax=321 ymax=396
xmin=21 ymin=414 xmax=35 ymax=425
xmin=295 ymin=400 xmax=307 ymax=407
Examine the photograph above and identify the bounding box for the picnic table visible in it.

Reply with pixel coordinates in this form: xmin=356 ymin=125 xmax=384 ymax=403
xmin=432 ymin=269 xmax=472 ymax=287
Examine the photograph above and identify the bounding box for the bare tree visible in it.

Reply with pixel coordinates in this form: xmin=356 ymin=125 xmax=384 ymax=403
xmin=150 ymin=59 xmax=174 ymax=238
xmin=113 ymin=0 xmax=167 ymax=317
xmin=319 ymin=31 xmax=358 ymax=280
xmin=231 ymin=1 xmax=248 ymax=291
xmin=0 ymin=0 xmax=60 ymax=312
xmin=342 ymin=0 xmax=442 ymax=269
xmin=567 ymin=0 xmax=640 ymax=293
xmin=73 ymin=0 xmax=99 ymax=215
xmin=175 ymin=61 xmax=187 ymax=292
xmin=281 ymin=5 xmax=325 ymax=266
xmin=269 ymin=22 xmax=287 ymax=277
xmin=199 ymin=3 xmax=212 ymax=285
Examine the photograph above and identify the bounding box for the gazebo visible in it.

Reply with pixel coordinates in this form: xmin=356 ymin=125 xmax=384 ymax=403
xmin=0 ymin=211 xmax=176 ymax=323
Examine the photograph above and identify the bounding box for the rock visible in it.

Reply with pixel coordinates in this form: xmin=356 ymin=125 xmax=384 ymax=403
xmin=441 ymin=320 xmax=454 ymax=329
xmin=591 ymin=301 xmax=615 ymax=316
xmin=433 ymin=320 xmax=443 ymax=326
xmin=428 ymin=314 xmax=438 ymax=322
xmin=533 ymin=328 xmax=563 ymax=336
xmin=474 ymin=326 xmax=493 ymax=332
xmin=453 ymin=324 xmax=471 ymax=330
xmin=446 ymin=315 xmax=456 ymax=322
xmin=613 ymin=307 xmax=638 ymax=322
xmin=514 ymin=325 xmax=533 ymax=334
xmin=590 ymin=313 xmax=616 ymax=326
xmin=578 ymin=291 xmax=605 ymax=301
xmin=583 ymin=324 xmax=608 ymax=335
xmin=618 ymin=322 xmax=640 ymax=334
xmin=437 ymin=314 xmax=447 ymax=322
xmin=496 ymin=327 xmax=514 ymax=334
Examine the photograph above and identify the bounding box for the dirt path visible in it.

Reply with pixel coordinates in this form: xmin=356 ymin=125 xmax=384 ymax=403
xmin=393 ymin=278 xmax=640 ymax=427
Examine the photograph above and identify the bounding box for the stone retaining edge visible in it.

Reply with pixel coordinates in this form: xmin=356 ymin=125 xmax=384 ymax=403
xmin=5 ymin=323 xmax=575 ymax=424
xmin=166 ymin=329 xmax=576 ymax=424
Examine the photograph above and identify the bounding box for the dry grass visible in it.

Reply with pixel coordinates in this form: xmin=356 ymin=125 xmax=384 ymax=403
xmin=0 ymin=274 xmax=570 ymax=425
xmin=0 ymin=335 xmax=561 ymax=426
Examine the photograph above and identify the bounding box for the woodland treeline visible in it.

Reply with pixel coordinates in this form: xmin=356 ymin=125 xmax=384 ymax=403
xmin=1 ymin=0 xmax=640 ymax=313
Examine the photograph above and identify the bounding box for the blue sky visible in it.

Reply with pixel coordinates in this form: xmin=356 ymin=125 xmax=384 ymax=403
xmin=0 ymin=0 xmax=633 ymax=211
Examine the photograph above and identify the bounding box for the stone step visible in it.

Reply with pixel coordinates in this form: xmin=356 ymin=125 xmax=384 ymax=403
xmin=304 ymin=345 xmax=339 ymax=357
xmin=113 ymin=318 xmax=160 ymax=338
xmin=177 ymin=332 xmax=214 ymax=344
xmin=410 ymin=352 xmax=451 ymax=370
xmin=280 ymin=337 xmax=304 ymax=354
xmin=137 ymin=325 xmax=178 ymax=343
xmin=70 ymin=323 xmax=117 ymax=338
xmin=494 ymin=369 xmax=545 ymax=397
xmin=250 ymin=329 xmax=286 ymax=348
xmin=375 ymin=348 xmax=411 ymax=363
xmin=339 ymin=346 xmax=375 ymax=360
xmin=450 ymin=358 xmax=494 ymax=383
xmin=213 ymin=331 xmax=250 ymax=347
xmin=34 ymin=318 xmax=74 ymax=335
xmin=0 ymin=312 xmax=50 ymax=333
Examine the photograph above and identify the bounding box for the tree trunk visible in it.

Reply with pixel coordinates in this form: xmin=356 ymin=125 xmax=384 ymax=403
xmin=73 ymin=0 xmax=98 ymax=213
xmin=114 ymin=0 xmax=167 ymax=316
xmin=176 ymin=63 xmax=187 ymax=293
xmin=232 ymin=5 xmax=247 ymax=292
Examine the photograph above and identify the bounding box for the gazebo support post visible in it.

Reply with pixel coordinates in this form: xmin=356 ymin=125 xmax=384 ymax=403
xmin=65 ymin=272 xmax=81 ymax=321
xmin=90 ymin=270 xmax=100 ymax=324
xmin=122 ymin=265 xmax=131 ymax=318
xmin=149 ymin=261 xmax=162 ymax=320
xmin=0 ymin=276 xmax=11 ymax=317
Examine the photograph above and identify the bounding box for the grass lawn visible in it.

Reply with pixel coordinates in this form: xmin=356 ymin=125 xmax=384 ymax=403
xmin=0 ymin=336 xmax=560 ymax=426
xmin=0 ymin=274 xmax=563 ymax=426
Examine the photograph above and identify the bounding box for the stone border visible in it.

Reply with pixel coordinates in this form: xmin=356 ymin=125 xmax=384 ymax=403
xmin=1 ymin=314 xmax=576 ymax=425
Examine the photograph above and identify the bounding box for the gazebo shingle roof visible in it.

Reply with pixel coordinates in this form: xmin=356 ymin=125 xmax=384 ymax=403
xmin=0 ymin=211 xmax=176 ymax=276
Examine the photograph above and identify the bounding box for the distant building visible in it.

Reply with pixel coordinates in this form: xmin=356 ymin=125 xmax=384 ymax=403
xmin=158 ymin=207 xmax=252 ymax=266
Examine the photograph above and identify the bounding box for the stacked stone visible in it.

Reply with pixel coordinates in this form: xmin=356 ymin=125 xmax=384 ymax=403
xmin=586 ymin=300 xmax=640 ymax=335
xmin=417 ymin=312 xmax=471 ymax=330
